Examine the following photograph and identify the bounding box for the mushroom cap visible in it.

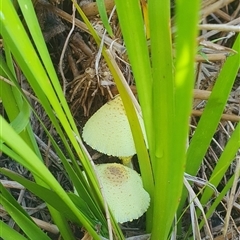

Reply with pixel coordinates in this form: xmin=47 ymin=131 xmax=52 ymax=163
xmin=96 ymin=163 xmax=150 ymax=223
xmin=82 ymin=95 xmax=147 ymax=157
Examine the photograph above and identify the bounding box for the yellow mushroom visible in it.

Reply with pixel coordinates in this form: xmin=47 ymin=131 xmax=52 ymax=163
xmin=95 ymin=163 xmax=150 ymax=223
xmin=82 ymin=95 xmax=147 ymax=165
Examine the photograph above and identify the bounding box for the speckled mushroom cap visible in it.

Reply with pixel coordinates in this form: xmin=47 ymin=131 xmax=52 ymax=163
xmin=82 ymin=95 xmax=147 ymax=157
xmin=96 ymin=163 xmax=150 ymax=223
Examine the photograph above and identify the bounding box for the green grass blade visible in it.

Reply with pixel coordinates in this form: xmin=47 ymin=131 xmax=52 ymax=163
xmin=0 ymin=182 xmax=51 ymax=240
xmin=106 ymin=0 xmax=154 ymax=229
xmin=0 ymin=167 xmax=101 ymax=226
xmin=200 ymin=123 xmax=240 ymax=205
xmin=200 ymin=173 xmax=239 ymax=229
xmin=112 ymin=0 xmax=153 ymax=151
xmin=186 ymin=34 xmax=240 ymax=175
xmin=0 ymin=116 xmax=101 ymax=239
xmin=96 ymin=0 xmax=113 ymax=36
xmin=0 ymin=221 xmax=28 ymax=240
xmin=148 ymin=0 xmax=175 ymax=236
xmin=149 ymin=0 xmax=201 ymax=238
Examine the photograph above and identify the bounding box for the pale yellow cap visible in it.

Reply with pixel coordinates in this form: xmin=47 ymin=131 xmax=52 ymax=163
xmin=96 ymin=163 xmax=150 ymax=223
xmin=82 ymin=95 xmax=147 ymax=157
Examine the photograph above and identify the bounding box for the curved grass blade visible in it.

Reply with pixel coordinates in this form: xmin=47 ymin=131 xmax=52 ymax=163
xmin=0 ymin=116 xmax=101 ymax=239
xmin=0 ymin=182 xmax=51 ymax=240
xmin=200 ymin=123 xmax=240 ymax=205
xmin=0 ymin=167 xmax=102 ymax=228
xmin=0 ymin=221 xmax=30 ymax=240
xmin=186 ymin=34 xmax=240 ymax=176
xmin=96 ymin=0 xmax=113 ymax=36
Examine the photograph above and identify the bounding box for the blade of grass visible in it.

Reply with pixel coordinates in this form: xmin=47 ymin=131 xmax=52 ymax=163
xmin=149 ymin=0 xmax=200 ymax=238
xmin=95 ymin=0 xmax=113 ymax=36
xmin=148 ymin=0 xmax=175 ymax=237
xmin=200 ymin=123 xmax=240 ymax=206
xmin=0 ymin=167 xmax=101 ymax=226
xmin=186 ymin=34 xmax=240 ymax=176
xmin=0 ymin=116 xmax=101 ymax=240
xmin=0 ymin=221 xmax=28 ymax=240
xmin=0 ymin=182 xmax=51 ymax=240
xmin=109 ymin=0 xmax=153 ymax=153
xmin=180 ymin=33 xmax=240 ymax=235
xmin=102 ymin=0 xmax=154 ymax=230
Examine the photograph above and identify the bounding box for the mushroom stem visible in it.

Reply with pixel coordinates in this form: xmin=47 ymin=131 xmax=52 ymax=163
xmin=119 ymin=156 xmax=133 ymax=168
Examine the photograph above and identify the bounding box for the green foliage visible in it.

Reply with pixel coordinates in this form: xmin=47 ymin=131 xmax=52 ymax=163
xmin=96 ymin=0 xmax=113 ymax=36
xmin=0 ymin=181 xmax=51 ymax=240
xmin=104 ymin=0 xmax=239 ymax=238
xmin=0 ymin=0 xmax=123 ymax=239
xmin=0 ymin=0 xmax=239 ymax=239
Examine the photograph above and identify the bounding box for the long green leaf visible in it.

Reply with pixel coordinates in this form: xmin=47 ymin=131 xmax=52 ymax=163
xmin=0 ymin=167 xmax=102 ymax=228
xmin=106 ymin=0 xmax=155 ymax=230
xmin=148 ymin=0 xmax=175 ymax=236
xmin=0 ymin=116 xmax=101 ymax=239
xmin=200 ymin=123 xmax=240 ymax=205
xmin=0 ymin=182 xmax=51 ymax=240
xmin=113 ymin=0 xmax=153 ymax=153
xmin=0 ymin=221 xmax=29 ymax=240
xmin=186 ymin=34 xmax=240 ymax=175
xmin=96 ymin=0 xmax=113 ymax=36
xmin=149 ymin=0 xmax=201 ymax=238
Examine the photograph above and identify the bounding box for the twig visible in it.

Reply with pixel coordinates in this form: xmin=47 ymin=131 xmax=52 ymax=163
xmin=200 ymin=18 xmax=240 ymax=39
xmin=195 ymin=53 xmax=226 ymax=62
xmin=0 ymin=76 xmax=39 ymax=102
xmin=184 ymin=177 xmax=213 ymax=240
xmin=59 ymin=3 xmax=76 ymax=95
xmin=198 ymin=24 xmax=240 ymax=32
xmin=201 ymin=0 xmax=236 ymax=19
xmin=191 ymin=110 xmax=240 ymax=122
xmin=95 ymin=6 xmax=116 ymax=98
xmin=31 ymin=217 xmax=59 ymax=234
xmin=48 ymin=4 xmax=125 ymax=54
xmin=0 ymin=180 xmax=24 ymax=190
xmin=34 ymin=134 xmax=63 ymax=167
